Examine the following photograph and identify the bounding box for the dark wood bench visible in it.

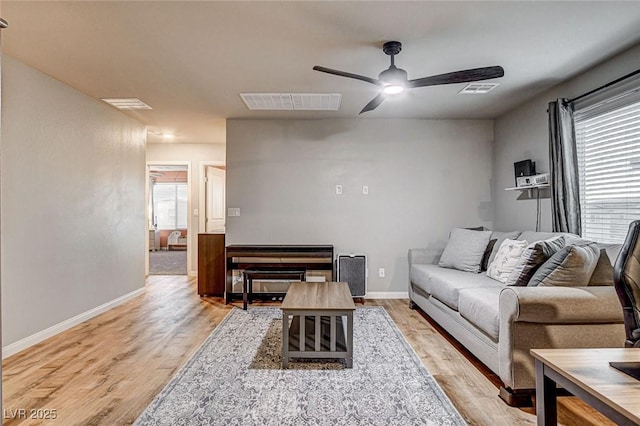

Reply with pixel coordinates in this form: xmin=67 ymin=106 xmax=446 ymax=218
xmin=242 ymin=268 xmax=306 ymax=310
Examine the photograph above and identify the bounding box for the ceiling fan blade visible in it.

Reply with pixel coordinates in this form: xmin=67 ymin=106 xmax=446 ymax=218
xmin=359 ymin=93 xmax=385 ymax=114
xmin=313 ymin=66 xmax=383 ymax=87
xmin=408 ymin=66 xmax=504 ymax=88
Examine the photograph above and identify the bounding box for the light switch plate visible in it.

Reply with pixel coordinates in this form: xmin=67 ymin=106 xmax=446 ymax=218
xmin=336 ymin=185 xmax=343 ymax=195
xmin=228 ymin=208 xmax=240 ymax=217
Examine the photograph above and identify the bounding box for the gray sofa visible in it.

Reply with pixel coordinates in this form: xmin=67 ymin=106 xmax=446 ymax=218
xmin=408 ymin=230 xmax=625 ymax=406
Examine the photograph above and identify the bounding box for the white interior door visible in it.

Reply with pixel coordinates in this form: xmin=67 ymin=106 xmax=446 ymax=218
xmin=206 ymin=166 xmax=226 ymax=232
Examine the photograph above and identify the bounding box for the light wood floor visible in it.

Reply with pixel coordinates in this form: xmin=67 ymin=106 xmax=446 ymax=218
xmin=3 ymin=276 xmax=612 ymax=425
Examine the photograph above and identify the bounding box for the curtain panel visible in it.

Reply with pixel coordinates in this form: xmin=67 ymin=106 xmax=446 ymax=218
xmin=548 ymin=99 xmax=581 ymax=235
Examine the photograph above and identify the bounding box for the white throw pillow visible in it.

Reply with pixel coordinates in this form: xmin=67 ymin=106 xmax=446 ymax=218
xmin=486 ymin=238 xmax=529 ymax=283
xmin=438 ymin=228 xmax=492 ymax=273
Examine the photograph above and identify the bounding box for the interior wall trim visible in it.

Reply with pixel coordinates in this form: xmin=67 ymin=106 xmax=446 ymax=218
xmin=2 ymin=287 xmax=145 ymax=359
xmin=365 ymin=291 xmax=409 ymax=299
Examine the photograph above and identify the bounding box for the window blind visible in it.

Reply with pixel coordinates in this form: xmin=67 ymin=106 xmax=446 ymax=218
xmin=152 ymin=183 xmax=188 ymax=230
xmin=575 ymin=92 xmax=640 ymax=243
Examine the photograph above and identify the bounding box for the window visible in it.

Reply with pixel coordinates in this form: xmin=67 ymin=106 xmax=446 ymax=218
xmin=153 ymin=183 xmax=188 ymax=230
xmin=574 ymin=77 xmax=640 ymax=243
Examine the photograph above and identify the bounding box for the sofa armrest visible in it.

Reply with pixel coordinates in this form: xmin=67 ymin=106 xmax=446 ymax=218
xmin=498 ymin=285 xmax=625 ymax=390
xmin=408 ymin=248 xmax=442 ymax=266
xmin=500 ymin=286 xmax=623 ymax=324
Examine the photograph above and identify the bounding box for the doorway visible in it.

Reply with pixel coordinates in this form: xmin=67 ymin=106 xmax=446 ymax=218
xmin=199 ymin=161 xmax=226 ymax=233
xmin=146 ymin=162 xmax=192 ymax=275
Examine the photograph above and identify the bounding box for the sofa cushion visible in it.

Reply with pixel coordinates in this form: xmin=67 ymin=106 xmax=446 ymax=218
xmin=410 ymin=264 xmax=436 ymax=295
xmin=528 ymin=243 xmax=600 ymax=287
xmin=458 ymin=287 xmax=502 ymax=340
xmin=506 ymin=236 xmax=566 ymax=286
xmin=487 ymin=239 xmax=529 ymax=283
xmin=487 ymin=231 xmax=522 ymax=266
xmin=517 ymin=231 xmax=565 ymax=243
xmin=439 ymin=228 xmax=491 ymax=273
xmin=416 ymin=264 xmax=503 ymax=310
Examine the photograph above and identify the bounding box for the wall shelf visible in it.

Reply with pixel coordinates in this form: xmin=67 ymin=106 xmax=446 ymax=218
xmin=505 ymin=184 xmax=550 ymax=191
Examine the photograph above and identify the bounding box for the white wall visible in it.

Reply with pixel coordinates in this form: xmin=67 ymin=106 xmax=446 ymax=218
xmin=226 ymin=119 xmax=494 ymax=295
xmin=493 ymin=43 xmax=640 ymax=231
xmin=1 ymin=56 xmax=146 ymax=349
xmin=146 ymin=143 xmax=226 ymax=274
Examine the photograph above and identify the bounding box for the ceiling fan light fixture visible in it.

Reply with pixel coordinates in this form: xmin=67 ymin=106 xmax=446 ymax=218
xmin=383 ymin=84 xmax=405 ymax=95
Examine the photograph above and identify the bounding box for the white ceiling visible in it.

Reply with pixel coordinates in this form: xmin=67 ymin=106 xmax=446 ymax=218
xmin=3 ymin=1 xmax=640 ymax=144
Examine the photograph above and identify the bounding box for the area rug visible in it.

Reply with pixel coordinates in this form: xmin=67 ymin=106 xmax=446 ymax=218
xmin=134 ymin=307 xmax=466 ymax=425
xmin=149 ymin=250 xmax=187 ymax=275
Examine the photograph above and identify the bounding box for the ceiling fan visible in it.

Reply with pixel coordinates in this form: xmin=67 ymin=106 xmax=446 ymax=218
xmin=313 ymin=41 xmax=504 ymax=114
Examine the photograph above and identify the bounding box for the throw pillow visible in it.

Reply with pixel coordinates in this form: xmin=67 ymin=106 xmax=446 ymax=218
xmin=487 ymin=231 xmax=522 ymax=267
xmin=587 ymin=249 xmax=614 ymax=286
xmin=527 ymin=243 xmax=600 ymax=287
xmin=486 ymin=238 xmax=529 ymax=283
xmin=438 ymin=228 xmax=492 ymax=273
xmin=587 ymin=244 xmax=621 ymax=286
xmin=505 ymin=236 xmax=566 ymax=286
xmin=481 ymin=239 xmax=497 ymax=271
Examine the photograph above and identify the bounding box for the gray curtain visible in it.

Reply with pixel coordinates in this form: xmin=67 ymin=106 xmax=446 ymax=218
xmin=548 ymin=99 xmax=581 ymax=234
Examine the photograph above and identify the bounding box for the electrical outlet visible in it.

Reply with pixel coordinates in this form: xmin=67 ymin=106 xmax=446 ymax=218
xmin=362 ymin=185 xmax=369 ymax=195
xmin=335 ymin=185 xmax=343 ymax=195
xmin=378 ymin=268 xmax=385 ymax=278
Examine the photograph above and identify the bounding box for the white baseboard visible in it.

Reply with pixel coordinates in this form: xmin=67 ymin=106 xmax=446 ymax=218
xmin=2 ymin=287 xmax=145 ymax=359
xmin=365 ymin=291 xmax=409 ymax=299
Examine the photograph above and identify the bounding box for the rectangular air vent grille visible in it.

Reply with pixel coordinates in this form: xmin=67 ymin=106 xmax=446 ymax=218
xmin=101 ymin=98 xmax=153 ymax=109
xmin=241 ymin=93 xmax=341 ymax=111
xmin=458 ymin=83 xmax=500 ymax=94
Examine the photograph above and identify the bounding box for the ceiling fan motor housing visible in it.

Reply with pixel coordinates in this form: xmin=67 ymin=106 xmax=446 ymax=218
xmin=382 ymin=41 xmax=402 ymax=56
xmin=379 ymin=66 xmax=408 ymax=84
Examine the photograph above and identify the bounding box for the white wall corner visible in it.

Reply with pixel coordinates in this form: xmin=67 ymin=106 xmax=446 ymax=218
xmin=2 ymin=287 xmax=145 ymax=359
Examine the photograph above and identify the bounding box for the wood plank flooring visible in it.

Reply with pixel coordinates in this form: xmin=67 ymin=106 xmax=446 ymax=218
xmin=2 ymin=276 xmax=612 ymax=425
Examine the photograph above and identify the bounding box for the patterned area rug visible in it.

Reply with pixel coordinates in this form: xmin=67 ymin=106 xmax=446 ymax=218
xmin=134 ymin=307 xmax=465 ymax=425
xmin=149 ymin=250 xmax=187 ymax=275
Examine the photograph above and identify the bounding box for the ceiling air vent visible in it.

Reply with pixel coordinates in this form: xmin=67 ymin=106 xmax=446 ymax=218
xmin=240 ymin=93 xmax=341 ymax=111
xmin=101 ymin=98 xmax=153 ymax=109
xmin=458 ymin=83 xmax=500 ymax=95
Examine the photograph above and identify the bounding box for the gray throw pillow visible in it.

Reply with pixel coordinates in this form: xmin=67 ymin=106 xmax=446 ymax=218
xmin=487 ymin=231 xmax=522 ymax=266
xmin=527 ymin=243 xmax=600 ymax=287
xmin=439 ymin=228 xmax=491 ymax=273
xmin=505 ymin=236 xmax=566 ymax=286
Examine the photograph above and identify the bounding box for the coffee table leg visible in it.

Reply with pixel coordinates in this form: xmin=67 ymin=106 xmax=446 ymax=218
xmin=242 ymin=274 xmax=248 ymax=310
xmin=536 ymin=359 xmax=557 ymax=426
xmin=282 ymin=311 xmax=289 ymax=369
xmin=346 ymin=312 xmax=353 ymax=368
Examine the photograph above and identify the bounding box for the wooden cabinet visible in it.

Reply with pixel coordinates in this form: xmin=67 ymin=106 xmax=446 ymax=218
xmin=198 ymin=233 xmax=225 ymax=296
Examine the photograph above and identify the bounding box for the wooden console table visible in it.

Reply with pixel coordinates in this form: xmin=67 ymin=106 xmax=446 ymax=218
xmin=225 ymin=245 xmax=334 ymax=304
xmin=532 ymin=348 xmax=640 ymax=426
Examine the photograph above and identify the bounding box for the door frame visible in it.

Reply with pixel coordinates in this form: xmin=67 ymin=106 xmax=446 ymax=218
xmin=146 ymin=160 xmax=193 ymax=276
xmin=198 ymin=160 xmax=226 ymax=234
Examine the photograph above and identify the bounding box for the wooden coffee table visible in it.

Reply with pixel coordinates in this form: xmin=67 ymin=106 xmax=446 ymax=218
xmin=532 ymin=348 xmax=640 ymax=425
xmin=281 ymin=281 xmax=355 ymax=368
